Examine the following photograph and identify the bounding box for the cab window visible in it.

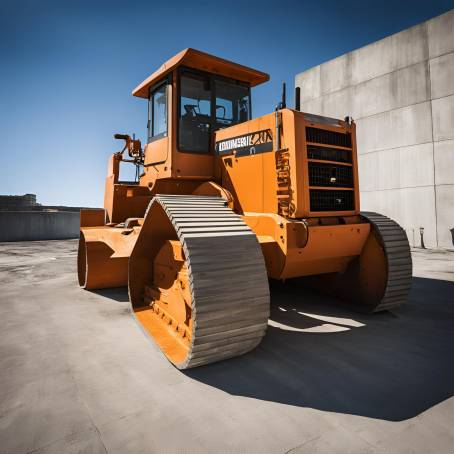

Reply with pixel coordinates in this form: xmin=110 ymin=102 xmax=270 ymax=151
xmin=179 ymin=72 xmax=211 ymax=153
xmin=178 ymin=69 xmax=251 ymax=153
xmin=148 ymin=82 xmax=167 ymax=142
xmin=215 ymin=79 xmax=250 ymax=129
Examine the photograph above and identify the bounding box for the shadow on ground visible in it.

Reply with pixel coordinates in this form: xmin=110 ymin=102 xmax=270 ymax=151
xmin=186 ymin=277 xmax=454 ymax=421
xmin=92 ymin=277 xmax=454 ymax=421
xmin=90 ymin=287 xmax=130 ymax=302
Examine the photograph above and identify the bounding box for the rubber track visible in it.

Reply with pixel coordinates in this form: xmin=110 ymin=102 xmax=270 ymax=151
xmin=361 ymin=212 xmax=412 ymax=312
xmin=154 ymin=195 xmax=270 ymax=369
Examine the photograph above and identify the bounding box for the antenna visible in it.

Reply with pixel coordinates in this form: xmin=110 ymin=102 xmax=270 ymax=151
xmin=281 ymin=82 xmax=286 ymax=109
xmin=276 ymin=82 xmax=287 ymax=111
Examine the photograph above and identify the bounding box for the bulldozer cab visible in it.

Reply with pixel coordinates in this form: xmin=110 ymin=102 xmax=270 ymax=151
xmin=132 ymin=48 xmax=268 ymax=186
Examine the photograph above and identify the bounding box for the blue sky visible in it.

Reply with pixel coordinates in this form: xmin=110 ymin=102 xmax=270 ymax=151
xmin=1 ymin=0 xmax=453 ymax=207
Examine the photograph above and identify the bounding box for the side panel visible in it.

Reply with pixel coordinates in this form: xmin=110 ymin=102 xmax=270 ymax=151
xmin=143 ymin=137 xmax=169 ymax=167
xmin=281 ymin=224 xmax=370 ymax=278
xmin=214 ymin=109 xmax=360 ymax=219
xmin=215 ymin=113 xmax=278 ymax=214
xmin=243 ymin=212 xmax=370 ymax=280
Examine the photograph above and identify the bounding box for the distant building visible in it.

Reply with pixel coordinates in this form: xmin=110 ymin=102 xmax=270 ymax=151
xmin=295 ymin=9 xmax=454 ymax=249
xmin=0 ymin=194 xmax=38 ymax=209
xmin=0 ymin=194 xmax=92 ymax=214
xmin=0 ymin=194 xmax=97 ymax=242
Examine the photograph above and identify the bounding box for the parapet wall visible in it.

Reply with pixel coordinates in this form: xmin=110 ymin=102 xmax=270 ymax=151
xmin=295 ymin=9 xmax=454 ymax=249
xmin=0 ymin=211 xmax=80 ymax=242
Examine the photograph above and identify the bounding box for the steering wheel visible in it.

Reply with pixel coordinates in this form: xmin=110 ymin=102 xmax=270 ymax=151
xmin=184 ymin=104 xmax=198 ymax=118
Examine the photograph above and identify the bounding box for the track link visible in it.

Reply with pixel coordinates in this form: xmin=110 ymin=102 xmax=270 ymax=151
xmin=361 ymin=211 xmax=412 ymax=312
xmin=153 ymin=195 xmax=270 ymax=369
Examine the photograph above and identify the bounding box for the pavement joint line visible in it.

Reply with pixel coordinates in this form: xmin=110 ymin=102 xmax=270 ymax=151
xmin=67 ymin=366 xmax=110 ymax=454
xmin=284 ymin=435 xmax=322 ymax=453
xmin=23 ymin=426 xmax=101 ymax=454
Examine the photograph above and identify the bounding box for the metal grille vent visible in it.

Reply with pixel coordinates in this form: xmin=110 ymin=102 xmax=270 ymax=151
xmin=307 ymin=145 xmax=351 ymax=163
xmin=310 ymin=189 xmax=354 ymax=212
xmin=306 ymin=127 xmax=351 ymax=148
xmin=308 ymin=163 xmax=353 ymax=188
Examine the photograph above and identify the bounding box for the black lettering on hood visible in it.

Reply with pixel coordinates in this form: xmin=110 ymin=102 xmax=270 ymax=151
xmin=216 ymin=129 xmax=273 ymax=157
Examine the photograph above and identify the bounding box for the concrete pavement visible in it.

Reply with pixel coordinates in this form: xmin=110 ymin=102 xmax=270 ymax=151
xmin=1 ymin=240 xmax=453 ymax=453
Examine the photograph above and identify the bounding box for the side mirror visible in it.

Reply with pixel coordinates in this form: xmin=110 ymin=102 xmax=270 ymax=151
xmin=114 ymin=133 xmax=130 ymax=141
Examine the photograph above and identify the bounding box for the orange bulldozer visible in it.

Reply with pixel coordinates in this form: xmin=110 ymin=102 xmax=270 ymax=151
xmin=78 ymin=49 xmax=412 ymax=369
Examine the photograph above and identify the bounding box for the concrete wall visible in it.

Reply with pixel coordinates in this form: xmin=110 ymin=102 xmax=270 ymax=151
xmin=295 ymin=9 xmax=454 ymax=249
xmin=0 ymin=212 xmax=80 ymax=242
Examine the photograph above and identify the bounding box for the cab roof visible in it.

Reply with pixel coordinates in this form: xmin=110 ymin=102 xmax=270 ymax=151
xmin=132 ymin=48 xmax=269 ymax=98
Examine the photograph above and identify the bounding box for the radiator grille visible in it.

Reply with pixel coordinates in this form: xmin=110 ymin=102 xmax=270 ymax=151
xmin=308 ymin=162 xmax=353 ymax=188
xmin=306 ymin=127 xmax=351 ymax=148
xmin=307 ymin=145 xmax=351 ymax=163
xmin=310 ymin=189 xmax=354 ymax=212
